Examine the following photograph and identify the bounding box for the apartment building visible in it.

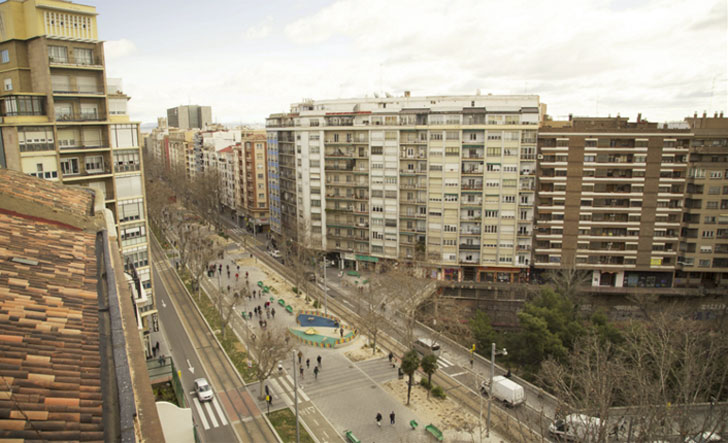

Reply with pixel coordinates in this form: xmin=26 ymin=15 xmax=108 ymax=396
xmin=167 ymin=104 xmax=212 ymax=130
xmin=677 ymin=113 xmax=728 ymax=291
xmin=267 ymin=94 xmax=539 ymax=281
xmin=535 ymin=115 xmax=691 ymax=290
xmin=235 ymin=130 xmax=268 ymax=232
xmin=0 ymin=0 xmax=155 ymax=335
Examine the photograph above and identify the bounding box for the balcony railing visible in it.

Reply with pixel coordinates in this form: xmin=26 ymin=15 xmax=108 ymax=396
xmin=56 ymin=110 xmax=104 ymax=122
xmin=52 ymin=88 xmax=104 ymax=95
xmin=49 ymin=55 xmax=103 ymax=66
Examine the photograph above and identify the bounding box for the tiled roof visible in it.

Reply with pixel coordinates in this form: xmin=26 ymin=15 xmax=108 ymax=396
xmin=0 ymin=175 xmax=103 ymax=440
xmin=0 ymin=169 xmax=94 ymax=217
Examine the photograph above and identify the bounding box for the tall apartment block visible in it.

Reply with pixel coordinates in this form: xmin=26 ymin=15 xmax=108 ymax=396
xmin=678 ymin=113 xmax=728 ymax=291
xmin=167 ymin=104 xmax=212 ymax=130
xmin=0 ymin=0 xmax=156 ymax=342
xmin=535 ymin=116 xmax=691 ymax=291
xmin=235 ymin=130 xmax=268 ymax=232
xmin=267 ymin=94 xmax=540 ymax=282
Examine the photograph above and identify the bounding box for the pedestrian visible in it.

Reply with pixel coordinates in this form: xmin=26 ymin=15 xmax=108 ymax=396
xmin=340 ymin=327 xmax=344 ymax=338
xmin=271 ymin=308 xmax=276 ymax=318
xmin=265 ymin=385 xmax=269 ymax=396
xmin=259 ymin=319 xmax=264 ymax=328
xmin=227 ymin=285 xmax=231 ymax=293
xmin=267 ymin=394 xmax=272 ymax=405
xmin=155 ymin=341 xmax=160 ymax=352
xmin=376 ymin=412 xmax=382 ymax=427
xmin=317 ymin=355 xmax=322 ymax=367
xmin=266 ymin=310 xmax=270 ymax=319
xmin=237 ymin=265 xmax=240 ymax=272
xmin=245 ymin=271 xmax=249 ymax=279
xmin=236 ymin=273 xmax=239 ymax=281
xmin=390 ymin=411 xmax=395 ymax=425
xmin=314 ymin=366 xmax=319 ymax=379
xmin=306 ymin=358 xmax=310 ymax=368
xmin=248 ymin=311 xmax=252 ymax=319
xmin=299 ymin=366 xmax=304 ymax=379
xmin=388 ymin=352 xmax=393 ymax=364
xmin=298 ymin=351 xmax=303 ymax=365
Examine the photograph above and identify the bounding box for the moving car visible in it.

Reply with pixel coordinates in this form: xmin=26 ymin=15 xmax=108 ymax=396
xmin=686 ymin=432 xmax=722 ymax=443
xmin=269 ymin=250 xmax=281 ymax=259
xmin=194 ymin=378 xmax=213 ymax=402
xmin=549 ymin=414 xmax=602 ymax=441
xmin=413 ymin=338 xmax=441 ymax=356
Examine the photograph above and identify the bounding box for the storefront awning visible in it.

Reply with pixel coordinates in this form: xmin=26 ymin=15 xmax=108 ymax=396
xmin=355 ymin=255 xmax=379 ymax=263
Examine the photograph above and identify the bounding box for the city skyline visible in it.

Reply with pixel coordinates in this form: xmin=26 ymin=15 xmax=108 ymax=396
xmin=97 ymin=0 xmax=727 ymax=126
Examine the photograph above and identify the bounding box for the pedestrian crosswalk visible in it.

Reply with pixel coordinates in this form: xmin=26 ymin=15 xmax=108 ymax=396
xmin=264 ymin=374 xmax=310 ymax=408
xmin=192 ymin=397 xmax=229 ymax=430
xmin=438 ymin=356 xmax=455 ymax=369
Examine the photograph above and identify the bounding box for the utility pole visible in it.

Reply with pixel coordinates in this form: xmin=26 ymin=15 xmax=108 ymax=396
xmin=487 ymin=342 xmax=494 ymax=438
xmin=293 ymin=351 xmax=300 ymax=443
xmin=322 ymin=255 xmax=328 ymax=315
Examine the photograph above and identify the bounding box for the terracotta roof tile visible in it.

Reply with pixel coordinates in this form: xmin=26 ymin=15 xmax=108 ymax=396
xmin=0 ymin=173 xmax=106 ymax=441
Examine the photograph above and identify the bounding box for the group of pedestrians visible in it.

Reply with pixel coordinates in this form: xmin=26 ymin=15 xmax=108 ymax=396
xmin=375 ymin=411 xmax=396 ymax=427
xmin=297 ymin=351 xmax=322 ymax=380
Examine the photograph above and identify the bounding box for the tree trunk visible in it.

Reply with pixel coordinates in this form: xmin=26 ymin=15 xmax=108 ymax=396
xmin=407 ymin=374 xmax=413 ymax=405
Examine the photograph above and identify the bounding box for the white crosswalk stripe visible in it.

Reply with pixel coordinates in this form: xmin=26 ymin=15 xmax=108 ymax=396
xmin=192 ymin=396 xmax=228 ymax=430
xmin=438 ymin=357 xmax=454 ymax=369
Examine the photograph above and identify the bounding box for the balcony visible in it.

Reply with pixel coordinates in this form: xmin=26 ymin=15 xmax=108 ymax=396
xmin=52 ymin=87 xmax=104 ymax=96
xmin=49 ymin=55 xmax=103 ymax=67
xmin=459 ymin=244 xmax=480 ymax=250
xmin=56 ymin=110 xmax=104 ymax=122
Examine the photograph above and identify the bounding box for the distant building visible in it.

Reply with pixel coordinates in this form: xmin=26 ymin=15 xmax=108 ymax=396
xmin=0 ymin=168 xmax=163 ymax=441
xmin=167 ymin=105 xmax=212 ymax=129
xmin=0 ymin=0 xmax=155 ymax=343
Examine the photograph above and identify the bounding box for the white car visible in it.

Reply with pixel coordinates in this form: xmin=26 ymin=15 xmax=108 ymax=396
xmin=269 ymin=250 xmax=281 ymax=259
xmin=194 ymin=378 xmax=213 ymax=402
xmin=686 ymin=432 xmax=722 ymax=443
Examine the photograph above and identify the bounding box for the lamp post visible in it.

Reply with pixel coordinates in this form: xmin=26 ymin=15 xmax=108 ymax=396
xmin=322 ymin=255 xmax=328 ymax=315
xmin=487 ymin=342 xmax=507 ymax=438
xmin=292 ymin=351 xmax=300 ymax=443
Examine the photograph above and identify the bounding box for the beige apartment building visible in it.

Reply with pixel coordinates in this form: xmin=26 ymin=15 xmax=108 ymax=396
xmin=267 ymin=94 xmax=540 ymax=281
xmin=0 ymin=0 xmax=156 ymax=335
xmin=235 ymin=130 xmax=268 ymax=232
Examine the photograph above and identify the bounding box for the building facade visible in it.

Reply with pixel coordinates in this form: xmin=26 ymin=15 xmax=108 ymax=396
xmin=167 ymin=104 xmax=212 ymax=130
xmin=267 ymin=94 xmax=539 ymax=281
xmin=0 ymin=0 xmax=156 ymax=342
xmin=236 ymin=130 xmax=268 ymax=232
xmin=535 ymin=116 xmax=690 ymax=290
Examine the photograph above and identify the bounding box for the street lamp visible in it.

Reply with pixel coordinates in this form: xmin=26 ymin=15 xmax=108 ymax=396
xmin=487 ymin=342 xmax=507 ymax=438
xmin=322 ymin=255 xmax=328 ymax=315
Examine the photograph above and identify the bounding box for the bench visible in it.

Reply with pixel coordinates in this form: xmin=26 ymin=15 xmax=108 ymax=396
xmin=241 ymin=311 xmax=248 ymax=320
xmin=285 ymin=305 xmax=293 ymax=314
xmin=425 ymin=424 xmax=443 ymax=441
xmin=343 ymin=430 xmax=361 ymax=443
xmin=269 ymin=296 xmax=275 ymax=302
xmin=409 ymin=419 xmax=418 ymax=430
xmin=263 ymin=286 xmax=270 ymax=293
xmin=257 ymin=281 xmax=264 ymax=288
xmin=278 ymin=299 xmax=286 ymax=306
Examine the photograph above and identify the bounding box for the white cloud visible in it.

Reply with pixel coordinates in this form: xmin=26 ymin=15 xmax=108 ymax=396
xmin=243 ymin=16 xmax=273 ymax=41
xmin=103 ymin=39 xmax=137 ymax=60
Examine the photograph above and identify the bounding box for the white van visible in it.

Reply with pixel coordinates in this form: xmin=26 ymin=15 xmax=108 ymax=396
xmin=549 ymin=413 xmax=602 ymax=441
xmin=414 ymin=338 xmax=441 ymax=356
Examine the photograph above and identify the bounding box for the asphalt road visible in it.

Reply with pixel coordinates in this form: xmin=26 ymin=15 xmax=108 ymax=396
xmin=152 ymin=237 xmax=278 ymax=443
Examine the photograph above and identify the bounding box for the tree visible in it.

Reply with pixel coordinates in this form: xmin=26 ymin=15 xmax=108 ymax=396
xmin=401 ymin=350 xmax=421 ymax=405
xmin=360 ymin=282 xmax=388 ymax=355
xmin=543 ymin=264 xmax=591 ymax=313
xmin=421 ymin=354 xmax=439 ymax=399
xmin=469 ymin=310 xmax=497 ymax=354
xmin=248 ymin=326 xmax=294 ymax=400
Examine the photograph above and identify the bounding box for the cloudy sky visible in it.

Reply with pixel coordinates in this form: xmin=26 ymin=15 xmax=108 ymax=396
xmin=96 ymin=0 xmax=727 ymax=126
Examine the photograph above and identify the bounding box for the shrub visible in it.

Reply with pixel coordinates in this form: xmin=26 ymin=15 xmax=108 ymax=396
xmin=313 ymin=300 xmax=320 ymax=309
xmin=419 ymin=378 xmax=432 ymax=390
xmin=292 ymin=287 xmax=299 ymax=294
xmin=432 ymin=385 xmax=446 ymax=399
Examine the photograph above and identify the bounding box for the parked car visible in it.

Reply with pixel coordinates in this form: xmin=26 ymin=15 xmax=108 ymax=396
xmin=686 ymin=432 xmax=722 ymax=443
xmin=193 ymin=378 xmax=213 ymax=402
xmin=549 ymin=414 xmax=601 ymax=441
xmin=304 ymin=272 xmax=316 ymax=282
xmin=269 ymin=250 xmax=281 ymax=259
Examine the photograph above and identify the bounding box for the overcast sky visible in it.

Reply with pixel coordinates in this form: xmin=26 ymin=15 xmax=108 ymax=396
xmin=96 ymin=0 xmax=727 ymax=126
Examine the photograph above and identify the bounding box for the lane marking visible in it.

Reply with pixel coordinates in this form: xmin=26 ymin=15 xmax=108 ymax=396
xmin=212 ymin=397 xmax=228 ymax=426
xmin=193 ymin=398 xmax=210 ymax=430
xmin=205 ymin=400 xmax=219 ymax=428
xmin=449 ymin=371 xmax=468 ymax=377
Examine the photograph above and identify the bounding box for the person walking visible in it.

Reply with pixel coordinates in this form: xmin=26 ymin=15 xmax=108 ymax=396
xmin=317 ymin=355 xmax=322 ymax=367
xmin=313 ymin=366 xmax=319 ymax=379
xmin=375 ymin=412 xmax=382 ymax=427
xmin=299 ymin=366 xmax=304 ymax=379
xmin=340 ymin=327 xmax=344 ymax=338
xmin=388 ymin=352 xmax=393 ymax=364
xmin=298 ymin=351 xmax=303 ymax=365
xmin=306 ymin=358 xmax=310 ymax=369
xmin=271 ymin=308 xmax=276 ymax=318
xmin=390 ymin=411 xmax=395 ymax=425
xmin=265 ymin=385 xmax=269 ymax=397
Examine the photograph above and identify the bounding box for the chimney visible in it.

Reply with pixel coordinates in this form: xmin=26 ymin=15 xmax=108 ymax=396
xmin=715 ymin=112 xmax=719 ymax=118
xmin=404 ymin=91 xmax=410 ymax=98
xmin=568 ymin=113 xmax=573 ymax=121
xmin=703 ymin=111 xmax=707 ymax=118
xmin=694 ymin=112 xmax=698 ymax=118
xmin=721 ymin=112 xmax=724 ymax=118
xmin=637 ymin=113 xmax=642 ymax=123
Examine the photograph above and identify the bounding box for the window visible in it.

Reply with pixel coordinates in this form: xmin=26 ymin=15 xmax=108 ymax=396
xmin=484 ymin=225 xmax=498 ymax=233
xmin=84 ymin=155 xmax=104 ymax=173
xmin=0 ymin=50 xmax=8 ymax=64
xmin=503 ymin=195 xmax=515 ymax=203
xmin=120 ymin=223 xmax=147 ymax=247
xmin=3 ymin=79 xmax=11 ymax=91
xmin=1 ymin=95 xmax=44 ymax=116
xmin=114 ymin=150 xmax=140 ymax=172
xmin=74 ymin=48 xmax=93 ymax=65
xmin=119 ymin=199 xmax=144 ymax=222
xmin=18 ymin=126 xmax=54 ymax=151
xmin=116 ymin=174 xmax=143 ymax=199
xmin=60 ymin=157 xmax=79 ymax=175
xmin=703 ymin=230 xmax=714 ymax=238
xmin=110 ymin=124 xmax=138 ymax=148
xmin=48 ymin=45 xmax=68 ymax=63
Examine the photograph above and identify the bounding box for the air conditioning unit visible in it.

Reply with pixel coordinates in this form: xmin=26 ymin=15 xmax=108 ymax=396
xmin=537 ymin=154 xmax=544 ymax=160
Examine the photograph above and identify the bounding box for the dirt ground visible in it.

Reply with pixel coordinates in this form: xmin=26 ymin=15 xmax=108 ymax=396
xmin=343 ymin=338 xmax=385 ymax=362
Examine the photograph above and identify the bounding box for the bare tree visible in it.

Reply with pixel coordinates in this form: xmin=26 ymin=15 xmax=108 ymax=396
xmin=544 ymin=264 xmax=591 ymax=312
xmin=248 ymin=326 xmax=294 ymax=400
